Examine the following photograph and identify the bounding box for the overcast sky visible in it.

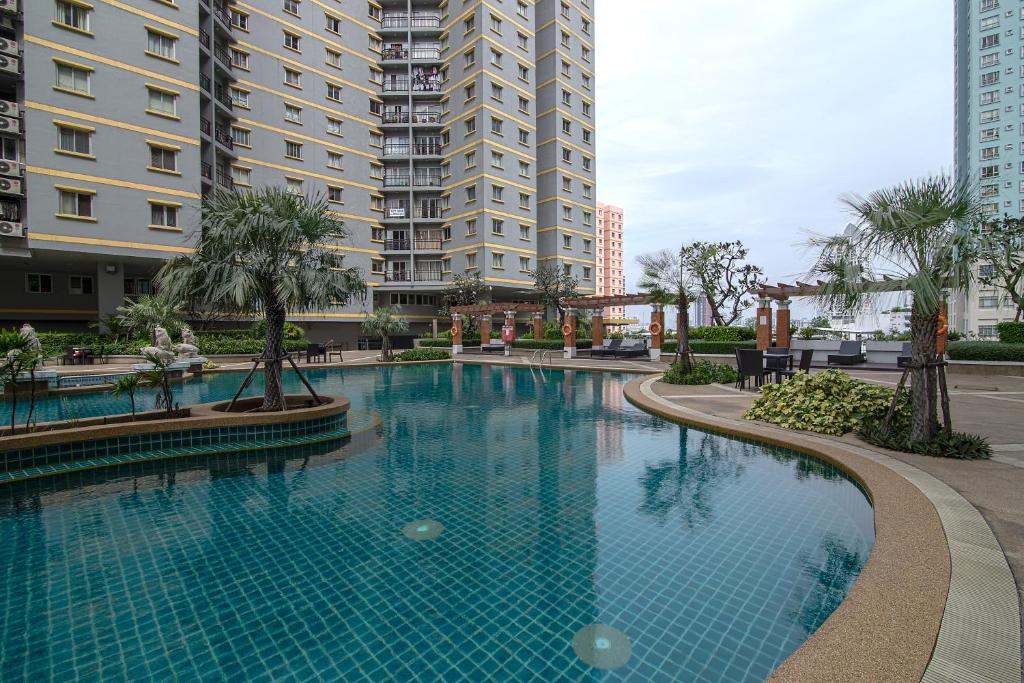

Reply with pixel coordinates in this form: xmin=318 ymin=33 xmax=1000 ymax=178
xmin=595 ymin=0 xmax=954 ymax=323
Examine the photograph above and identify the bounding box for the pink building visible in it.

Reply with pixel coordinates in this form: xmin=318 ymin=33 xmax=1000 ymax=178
xmin=596 ymin=202 xmax=626 ymax=321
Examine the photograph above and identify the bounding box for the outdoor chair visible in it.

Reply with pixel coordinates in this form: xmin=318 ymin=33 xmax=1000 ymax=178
xmin=614 ymin=339 xmax=649 ymax=358
xmin=305 ymin=343 xmax=326 ymax=364
xmin=588 ymin=339 xmax=622 ymax=357
xmin=776 ymin=349 xmax=814 ymax=381
xmin=735 ymin=349 xmax=773 ymax=390
xmin=765 ymin=346 xmax=792 ymax=372
xmin=896 ymin=342 xmax=913 ymax=369
xmin=480 ymin=341 xmax=506 ymax=354
xmin=59 ymin=346 xmax=76 ymax=366
xmin=827 ymin=340 xmax=865 ymax=366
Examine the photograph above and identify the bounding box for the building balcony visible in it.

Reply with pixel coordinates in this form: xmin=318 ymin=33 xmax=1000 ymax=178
xmin=382 ymin=175 xmax=411 ymax=187
xmin=201 ymin=161 xmax=213 ymax=184
xmin=212 ymin=1 xmax=233 ymax=34
xmin=414 ymin=239 xmax=443 ymax=251
xmin=381 ymin=78 xmax=442 ymax=95
xmin=200 ymin=73 xmax=211 ymax=94
xmin=384 ymin=239 xmax=410 ymax=250
xmin=385 ymin=271 xmax=410 ymax=282
xmin=200 ymin=117 xmax=212 ymax=138
xmin=214 ymin=85 xmax=234 ymax=113
xmin=382 ymin=109 xmax=442 ymax=126
xmin=382 ymin=143 xmax=442 ymax=157
xmin=414 ymin=270 xmax=443 ymax=282
xmin=214 ymin=125 xmax=234 ymax=151
xmin=413 ymin=173 xmax=442 ymax=187
xmin=215 ymin=168 xmax=234 ymax=189
xmin=380 ymin=14 xmax=441 ymax=30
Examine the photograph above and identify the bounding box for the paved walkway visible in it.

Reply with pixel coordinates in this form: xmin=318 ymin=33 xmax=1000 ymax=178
xmin=648 ymin=371 xmax=1024 ymax=680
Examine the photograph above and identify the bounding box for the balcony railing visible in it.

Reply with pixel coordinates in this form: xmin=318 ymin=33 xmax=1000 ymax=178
xmin=214 ymin=126 xmax=234 ymax=149
xmin=410 ymin=48 xmax=441 ymax=60
xmin=383 ymin=143 xmax=440 ymax=156
xmin=214 ymin=85 xmax=233 ymax=110
xmin=382 ymin=109 xmax=441 ymax=124
xmin=413 ymin=173 xmax=442 ymax=187
xmin=200 ymin=73 xmax=211 ymax=92
xmin=381 ymin=15 xmax=441 ymax=29
xmin=200 ymin=117 xmax=212 ymax=136
xmin=416 ymin=206 xmax=443 ymax=219
xmin=214 ymin=46 xmax=233 ymax=69
xmin=383 ymin=144 xmax=409 ymax=157
xmin=414 ymin=270 xmax=443 ymax=281
xmin=199 ymin=29 xmax=211 ymax=49
xmin=383 ymin=204 xmax=409 ymax=219
xmin=382 ymin=78 xmax=442 ymax=93
xmin=382 ymin=48 xmax=408 ymax=60
xmin=213 ymin=1 xmax=232 ymax=27
xmin=414 ymin=239 xmax=443 ymax=250
xmin=383 ymin=175 xmax=411 ymax=187
xmin=385 ymin=271 xmax=410 ymax=282
xmin=201 ymin=161 xmax=212 ymax=180
xmin=382 ymin=205 xmax=443 ymax=219
xmin=384 ymin=239 xmax=410 ymax=250
xmin=216 ymin=169 xmax=233 ymax=188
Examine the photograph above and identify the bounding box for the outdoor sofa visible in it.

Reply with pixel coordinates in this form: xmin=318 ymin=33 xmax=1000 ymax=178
xmin=896 ymin=342 xmax=913 ymax=369
xmin=480 ymin=341 xmax=506 ymax=354
xmin=827 ymin=340 xmax=866 ymax=366
xmin=588 ymin=339 xmax=622 ymax=358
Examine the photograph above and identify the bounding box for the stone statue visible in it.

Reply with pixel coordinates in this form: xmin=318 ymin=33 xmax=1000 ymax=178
xmin=140 ymin=325 xmax=175 ymax=363
xmin=174 ymin=326 xmax=199 ymax=359
xmin=19 ymin=324 xmax=41 ymax=353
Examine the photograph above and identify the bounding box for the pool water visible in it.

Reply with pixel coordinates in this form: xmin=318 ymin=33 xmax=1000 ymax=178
xmin=0 ymin=365 xmax=874 ymax=681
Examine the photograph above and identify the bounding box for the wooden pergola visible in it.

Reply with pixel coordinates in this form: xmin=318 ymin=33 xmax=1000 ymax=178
xmin=450 ymin=303 xmax=545 ymax=315
xmin=558 ymin=294 xmax=665 ymax=359
xmin=448 ymin=303 xmax=546 ymax=352
xmin=561 ymin=294 xmax=653 ymax=309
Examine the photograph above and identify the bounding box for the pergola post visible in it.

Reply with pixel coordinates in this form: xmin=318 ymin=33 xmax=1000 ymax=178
xmin=937 ymin=298 xmax=949 ymax=355
xmin=591 ymin=312 xmax=604 ymax=348
xmin=533 ymin=312 xmax=544 ymax=340
xmin=775 ymin=299 xmax=791 ymax=349
xmin=563 ymin=307 xmax=578 ymax=359
xmin=649 ymin=303 xmax=664 ymax=361
xmin=756 ymin=297 xmax=773 ymax=350
xmin=450 ymin=313 xmax=464 ymax=355
xmin=503 ymin=310 xmax=516 ymax=357
xmin=478 ymin=314 xmax=491 ymax=349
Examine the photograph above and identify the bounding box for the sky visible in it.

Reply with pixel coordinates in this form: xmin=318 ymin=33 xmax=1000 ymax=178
xmin=595 ymin=0 xmax=954 ymax=324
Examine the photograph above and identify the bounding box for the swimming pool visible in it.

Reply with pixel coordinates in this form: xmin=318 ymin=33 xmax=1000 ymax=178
xmin=0 ymin=364 xmax=874 ymax=681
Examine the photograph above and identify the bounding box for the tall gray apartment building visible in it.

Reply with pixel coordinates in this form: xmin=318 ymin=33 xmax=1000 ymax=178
xmin=954 ymin=0 xmax=1022 ymax=336
xmin=0 ymin=0 xmax=597 ymax=344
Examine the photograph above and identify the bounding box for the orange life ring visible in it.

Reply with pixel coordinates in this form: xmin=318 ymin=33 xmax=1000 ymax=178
xmin=451 ymin=325 xmax=461 ymax=338
xmin=561 ymin=323 xmax=573 ymax=336
xmin=937 ymin=314 xmax=948 ymax=336
xmin=649 ymin=322 xmax=662 ymax=336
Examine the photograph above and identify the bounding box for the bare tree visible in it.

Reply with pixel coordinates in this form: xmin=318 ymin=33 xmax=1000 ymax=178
xmin=680 ymin=240 xmax=765 ymax=326
xmin=977 ymin=215 xmax=1024 ymax=321
xmin=529 ymin=263 xmax=579 ymax=322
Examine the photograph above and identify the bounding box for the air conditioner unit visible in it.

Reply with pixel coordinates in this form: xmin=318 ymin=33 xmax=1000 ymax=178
xmin=0 ymin=15 xmax=11 ymax=30
xmin=0 ymin=37 xmax=15 ymax=57
xmin=0 ymin=159 xmax=19 ymax=176
xmin=0 ymin=116 xmax=18 ymax=134
xmin=0 ymin=0 xmax=18 ymax=14
xmin=0 ymin=54 xmax=18 ymax=75
xmin=0 ymin=221 xmax=23 ymax=237
xmin=0 ymin=177 xmax=21 ymax=194
xmin=0 ymin=100 xmax=15 ymax=117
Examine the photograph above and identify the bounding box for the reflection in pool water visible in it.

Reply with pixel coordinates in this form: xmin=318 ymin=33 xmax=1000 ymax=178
xmin=0 ymin=364 xmax=873 ymax=681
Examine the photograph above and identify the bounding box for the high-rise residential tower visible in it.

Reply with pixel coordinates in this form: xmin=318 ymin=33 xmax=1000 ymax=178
xmin=954 ymin=0 xmax=1022 ymax=336
xmin=0 ymin=0 xmax=596 ymax=343
xmin=595 ymin=201 xmax=623 ymax=320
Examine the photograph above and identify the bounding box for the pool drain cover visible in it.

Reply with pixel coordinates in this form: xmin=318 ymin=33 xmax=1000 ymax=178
xmin=402 ymin=519 xmax=444 ymax=541
xmin=572 ymin=624 xmax=631 ymax=669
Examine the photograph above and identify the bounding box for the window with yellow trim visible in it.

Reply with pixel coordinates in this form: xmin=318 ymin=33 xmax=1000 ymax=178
xmin=54 ymin=0 xmax=91 ymax=33
xmin=150 ymin=202 xmax=179 ymax=228
xmin=55 ymin=62 xmax=91 ymax=96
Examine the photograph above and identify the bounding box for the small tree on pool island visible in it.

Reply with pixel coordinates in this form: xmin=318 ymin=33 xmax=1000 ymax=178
xmin=807 ymin=173 xmax=981 ymax=443
xmin=637 ymin=248 xmax=698 ymax=372
xmin=529 ymin=262 xmax=579 ymax=322
xmin=361 ymin=306 xmax=409 ymax=362
xmin=158 ymin=188 xmax=366 ymax=411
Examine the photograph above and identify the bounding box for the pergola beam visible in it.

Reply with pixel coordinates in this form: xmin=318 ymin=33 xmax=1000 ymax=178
xmin=450 ymin=303 xmax=546 ymax=315
xmin=560 ymin=294 xmax=652 ymax=309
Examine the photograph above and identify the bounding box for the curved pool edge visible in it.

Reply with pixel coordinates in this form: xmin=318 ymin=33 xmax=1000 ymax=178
xmin=624 ymin=375 xmax=963 ymax=683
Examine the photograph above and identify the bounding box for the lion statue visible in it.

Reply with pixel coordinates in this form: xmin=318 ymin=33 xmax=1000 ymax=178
xmin=140 ymin=325 xmax=175 ymax=363
xmin=174 ymin=326 xmax=200 ymax=359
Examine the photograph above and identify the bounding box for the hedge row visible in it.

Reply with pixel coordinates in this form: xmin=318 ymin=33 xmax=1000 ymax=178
xmin=416 ymin=338 xmax=594 ymax=350
xmin=34 ymin=332 xmax=306 ymax=357
xmin=998 ymin=321 xmax=1024 ymax=344
xmin=947 ymin=341 xmax=1024 ymax=362
xmin=688 ymin=326 xmax=757 ymax=342
xmin=664 ymin=340 xmax=756 ymax=354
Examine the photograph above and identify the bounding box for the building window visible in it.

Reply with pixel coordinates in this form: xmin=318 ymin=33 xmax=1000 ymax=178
xmin=518 ymin=129 xmax=529 ymax=145
xmin=68 ymin=275 xmax=94 ymax=295
xmin=149 ymin=145 xmax=178 ymax=172
xmin=978 ymin=324 xmax=998 ymax=338
xmin=230 ymin=87 xmax=250 ymax=108
xmin=285 ymin=103 xmax=302 ymax=123
xmin=517 ymin=1 xmax=528 ymax=18
xmin=980 ymin=34 xmax=999 ymax=49
xmin=284 ymin=32 xmax=301 ymax=51
xmin=466 ymin=219 xmax=477 ymax=236
xmin=563 ymin=263 xmax=572 ymax=276
xmin=491 ymin=83 xmax=503 ymax=101
xmin=326 ymin=49 xmax=343 ymax=69
xmin=327 ymin=151 xmax=343 ymax=169
xmin=231 ymin=49 xmax=250 ymax=69
xmin=150 ymin=202 xmax=179 ymax=228
xmin=980 ymin=90 xmax=999 ymax=105
xmin=466 ymin=252 xmax=477 ymax=269
xmin=519 ymin=160 xmax=530 ymax=177
xmin=491 ymin=49 xmax=503 ymax=66
xmin=562 ymin=147 xmax=572 ymax=163
xmin=519 ymin=192 xmax=530 ymax=209
xmin=464 ymin=83 xmax=476 ymax=101
xmin=26 ymin=274 xmax=54 ymax=294
xmin=326 ymin=117 xmax=343 ymax=136
xmin=978 ymin=296 xmax=999 ymax=308
xmin=231 ymin=166 xmax=252 ymax=186
xmin=583 ymin=101 xmax=592 ymax=117
xmin=582 ymin=184 xmax=592 ymax=198
xmin=980 ymin=164 xmax=999 ymax=178
xmin=58 ymin=189 xmax=94 ymax=219
xmin=583 ymin=238 xmax=592 ymax=252
xmin=147 ymin=87 xmax=178 ymax=117
xmin=519 ymin=224 xmax=531 ymax=240
xmin=518 ymin=64 xmax=529 ymax=81
xmin=284 ymin=68 xmax=302 ymax=88
xmin=54 ymin=0 xmax=91 ymax=32
xmin=562 ymin=176 xmax=572 ymax=191
xmin=146 ymin=30 xmax=177 ymax=61
xmin=582 ymin=156 xmax=592 ymax=171
xmin=326 ymin=14 xmax=344 ymax=33
xmin=328 ymin=186 xmax=343 ymax=203
xmin=284 ymin=0 xmax=300 ymax=15
xmin=492 ymin=185 xmax=504 ymax=202
xmin=465 ymin=151 xmax=477 ymax=169
xmin=561 ymin=89 xmax=572 ymax=105
xmin=57 ymin=125 xmax=92 ymax=156
xmin=491 ymin=151 xmax=504 ymax=169
xmin=286 ymin=177 xmax=303 ymax=194
xmin=490 ymin=14 xmax=502 ymax=33
xmin=232 ymin=127 xmax=252 ymax=147
xmin=517 ymin=33 xmax=528 ymax=50
xmin=491 ymin=117 xmax=503 ymax=134
xmin=492 ymin=218 xmax=504 ymax=234
xmin=561 ymin=31 xmax=570 ymax=47
xmin=231 ymin=9 xmax=249 ymax=29
xmin=55 ymin=62 xmax=91 ymax=96
xmin=980 ymin=71 xmax=999 ymax=87
xmin=465 ymin=185 xmax=477 ymax=202
xmin=562 ymin=118 xmax=572 ymax=134
xmin=285 ymin=140 xmax=303 ymax=159
xmin=492 ymin=252 xmax=504 ymax=269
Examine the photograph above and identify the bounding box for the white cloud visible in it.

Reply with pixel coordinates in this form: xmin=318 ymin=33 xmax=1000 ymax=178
xmin=596 ymin=0 xmax=953 ymax=321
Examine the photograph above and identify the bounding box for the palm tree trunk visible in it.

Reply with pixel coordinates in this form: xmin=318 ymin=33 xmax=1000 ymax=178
xmin=263 ymin=301 xmax=287 ymax=411
xmin=909 ymin=306 xmax=938 ymax=442
xmin=677 ymin=293 xmax=692 ymax=373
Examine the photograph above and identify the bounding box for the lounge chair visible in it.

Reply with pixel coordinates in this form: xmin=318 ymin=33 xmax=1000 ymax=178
xmin=305 ymin=343 xmax=326 ymax=363
xmin=588 ymin=339 xmax=622 ymax=357
xmin=896 ymin=342 xmax=912 ymax=369
xmin=480 ymin=341 xmax=506 ymax=353
xmin=827 ymin=340 xmax=865 ymax=366
xmin=735 ymin=349 xmax=773 ymax=390
xmin=776 ymin=349 xmax=814 ymax=380
xmin=614 ymin=339 xmax=649 ymax=358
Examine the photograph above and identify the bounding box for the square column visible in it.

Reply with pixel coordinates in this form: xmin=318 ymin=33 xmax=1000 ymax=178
xmin=479 ymin=315 xmax=491 ymax=348
xmin=503 ymin=310 xmax=516 ymax=356
xmin=775 ymin=299 xmax=791 ymax=349
xmin=591 ymin=313 xmax=604 ymax=347
xmin=533 ymin=312 xmax=544 ymax=340
xmin=451 ymin=313 xmax=464 ymax=354
xmin=756 ymin=298 xmax=773 ymax=350
xmin=96 ymin=262 xmax=125 ymax=333
xmin=649 ymin=303 xmax=664 ymax=361
xmin=563 ymin=308 xmax=577 ymax=358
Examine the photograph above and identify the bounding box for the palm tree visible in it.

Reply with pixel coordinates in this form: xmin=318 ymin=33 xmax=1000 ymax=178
xmin=0 ymin=329 xmax=31 ymax=435
xmin=157 ymin=187 xmax=366 ymax=411
xmin=638 ymin=249 xmax=698 ymax=372
xmin=807 ymin=173 xmax=981 ymax=442
xmin=110 ymin=374 xmax=142 ymax=419
xmin=115 ymin=293 xmax=183 ymax=343
xmin=361 ymin=306 xmax=409 ymax=362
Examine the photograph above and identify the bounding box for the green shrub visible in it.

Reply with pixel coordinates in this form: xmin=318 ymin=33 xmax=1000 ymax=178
xmin=997 ymin=321 xmax=1024 ymax=344
xmin=36 ymin=331 xmax=305 ymax=357
xmin=416 ymin=338 xmax=453 ymax=348
xmin=251 ymin=319 xmax=306 ymax=341
xmin=663 ymin=340 xmax=755 ymax=354
xmin=744 ymin=369 xmax=908 ymax=436
xmin=689 ymin=326 xmax=756 ymax=341
xmin=859 ymin=423 xmax=992 ymax=460
xmin=946 ymin=341 xmax=1024 ymax=361
xmin=394 ymin=348 xmax=451 ymax=362
xmin=662 ymin=360 xmax=738 ymax=385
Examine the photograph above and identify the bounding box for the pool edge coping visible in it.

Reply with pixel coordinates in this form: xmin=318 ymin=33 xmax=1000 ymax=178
xmin=625 ymin=374 xmax=1021 ymax=683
